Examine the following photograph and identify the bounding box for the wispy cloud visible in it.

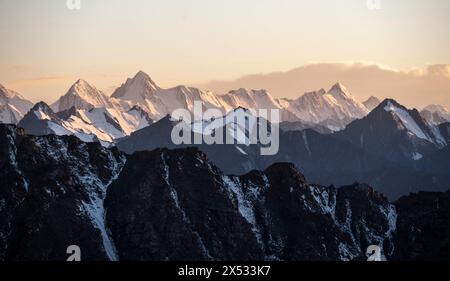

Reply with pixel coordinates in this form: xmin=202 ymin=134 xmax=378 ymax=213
xmin=9 ymin=76 xmax=70 ymax=87
xmin=198 ymin=62 xmax=450 ymax=109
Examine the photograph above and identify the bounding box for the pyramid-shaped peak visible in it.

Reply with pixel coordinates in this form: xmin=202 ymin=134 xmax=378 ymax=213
xmin=0 ymin=83 xmax=16 ymax=99
xmin=110 ymin=71 xmax=160 ymax=101
xmin=133 ymin=70 xmax=157 ymax=83
xmin=75 ymin=78 xmax=89 ymax=85
xmin=68 ymin=79 xmax=99 ymax=93
xmin=374 ymin=98 xmax=413 ymax=115
xmin=31 ymin=101 xmax=54 ymax=113
xmin=365 ymin=96 xmax=380 ymax=103
xmin=134 ymin=70 xmax=150 ymax=79
xmin=328 ymin=82 xmax=356 ymax=100
xmin=379 ymin=98 xmax=402 ymax=108
xmin=129 ymin=70 xmax=159 ymax=89
xmin=329 ymin=82 xmax=349 ymax=93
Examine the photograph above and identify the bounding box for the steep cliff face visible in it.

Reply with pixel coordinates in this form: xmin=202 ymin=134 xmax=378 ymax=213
xmin=0 ymin=124 xmax=126 ymax=261
xmin=105 ymin=148 xmax=396 ymax=261
xmin=105 ymin=148 xmax=264 ymax=261
xmin=394 ymin=191 xmax=450 ymax=260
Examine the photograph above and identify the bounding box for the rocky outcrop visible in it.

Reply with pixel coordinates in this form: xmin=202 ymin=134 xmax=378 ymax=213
xmin=394 ymin=191 xmax=450 ymax=260
xmin=1 ymin=124 xmax=448 ymax=261
xmin=0 ymin=124 xmax=125 ymax=261
xmin=105 ymin=148 xmax=396 ymax=261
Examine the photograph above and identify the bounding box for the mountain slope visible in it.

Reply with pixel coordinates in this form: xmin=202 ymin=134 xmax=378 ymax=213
xmin=116 ymin=111 xmax=387 ymax=188
xmin=219 ymin=88 xmax=286 ymax=111
xmin=394 ymin=191 xmax=450 ymax=260
xmin=286 ymin=83 xmax=369 ymax=130
xmin=421 ymin=104 xmax=450 ymax=125
xmin=335 ymin=99 xmax=446 ymax=163
xmin=51 ymin=79 xmax=111 ymax=112
xmin=363 ymin=96 xmax=381 ymax=111
xmin=19 ymin=101 xmax=153 ymax=144
xmin=117 ymin=106 xmax=450 ymax=199
xmin=0 ymin=124 xmax=125 ymax=260
xmin=0 ymin=84 xmax=34 ymax=124
xmin=438 ymin=122 xmax=450 ymax=144
xmin=111 ymin=71 xmax=225 ymax=120
xmin=106 ymin=147 xmax=396 ymax=261
xmin=1 ymin=125 xmax=449 ymax=261
xmin=18 ymin=102 xmax=106 ymax=144
xmin=110 ymin=71 xmax=370 ymax=130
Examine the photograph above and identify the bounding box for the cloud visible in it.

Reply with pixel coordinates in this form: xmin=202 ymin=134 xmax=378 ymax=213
xmin=198 ymin=62 xmax=450 ymax=109
xmin=426 ymin=64 xmax=450 ymax=78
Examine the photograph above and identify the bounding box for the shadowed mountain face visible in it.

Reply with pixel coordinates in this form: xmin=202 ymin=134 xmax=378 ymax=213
xmin=1 ymin=124 xmax=449 ymax=261
xmin=394 ymin=191 xmax=450 ymax=260
xmin=116 ymin=115 xmax=386 ymax=184
xmin=105 ymin=148 xmax=396 ymax=261
xmin=0 ymin=124 xmax=125 ymax=261
xmin=116 ymin=99 xmax=450 ymax=200
xmin=335 ymin=99 xmax=447 ymax=164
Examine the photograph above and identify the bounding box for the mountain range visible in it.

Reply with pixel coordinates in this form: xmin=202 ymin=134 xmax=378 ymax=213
xmin=1 ymin=124 xmax=449 ymax=261
xmin=0 ymin=71 xmax=382 ymax=139
xmin=2 ymin=71 xmax=449 ymax=144
xmin=1 ymin=70 xmax=450 ymax=261
xmin=116 ymin=103 xmax=450 ymax=200
xmin=1 ymin=71 xmax=450 ymax=200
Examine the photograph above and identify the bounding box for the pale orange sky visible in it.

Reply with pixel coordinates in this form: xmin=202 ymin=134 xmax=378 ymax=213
xmin=199 ymin=63 xmax=450 ymax=109
xmin=0 ymin=0 xmax=449 ymax=108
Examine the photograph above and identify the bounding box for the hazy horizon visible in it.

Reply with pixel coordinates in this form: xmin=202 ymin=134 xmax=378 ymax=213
xmin=2 ymin=62 xmax=450 ymax=111
xmin=1 ymin=0 xmax=449 ymax=108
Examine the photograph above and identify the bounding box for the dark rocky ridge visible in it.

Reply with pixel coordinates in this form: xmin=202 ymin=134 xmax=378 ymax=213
xmin=394 ymin=191 xmax=450 ymax=260
xmin=1 ymin=124 xmax=449 ymax=261
xmin=0 ymin=124 xmax=125 ymax=260
xmin=105 ymin=148 xmax=397 ymax=261
xmin=116 ymin=110 xmax=450 ymax=200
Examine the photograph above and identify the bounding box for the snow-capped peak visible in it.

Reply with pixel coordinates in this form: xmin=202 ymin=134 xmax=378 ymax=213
xmin=420 ymin=104 xmax=450 ymax=125
xmin=52 ymin=79 xmax=110 ymax=112
xmin=0 ymin=84 xmax=34 ymax=124
xmin=383 ymin=100 xmax=432 ymax=141
xmin=32 ymin=101 xmax=54 ymax=112
xmin=285 ymin=83 xmax=369 ymax=131
xmin=190 ymin=106 xmax=261 ymax=145
xmin=423 ymin=104 xmax=449 ymax=114
xmin=135 ymin=70 xmax=157 ymax=84
xmin=0 ymin=84 xmax=14 ymax=99
xmin=327 ymin=83 xmax=355 ymax=100
xmin=221 ymin=88 xmax=284 ymax=111
xmin=31 ymin=101 xmax=56 ymax=121
xmin=0 ymin=83 xmax=28 ymax=102
xmin=363 ymin=96 xmax=381 ymax=111
xmin=110 ymin=71 xmax=160 ymax=102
